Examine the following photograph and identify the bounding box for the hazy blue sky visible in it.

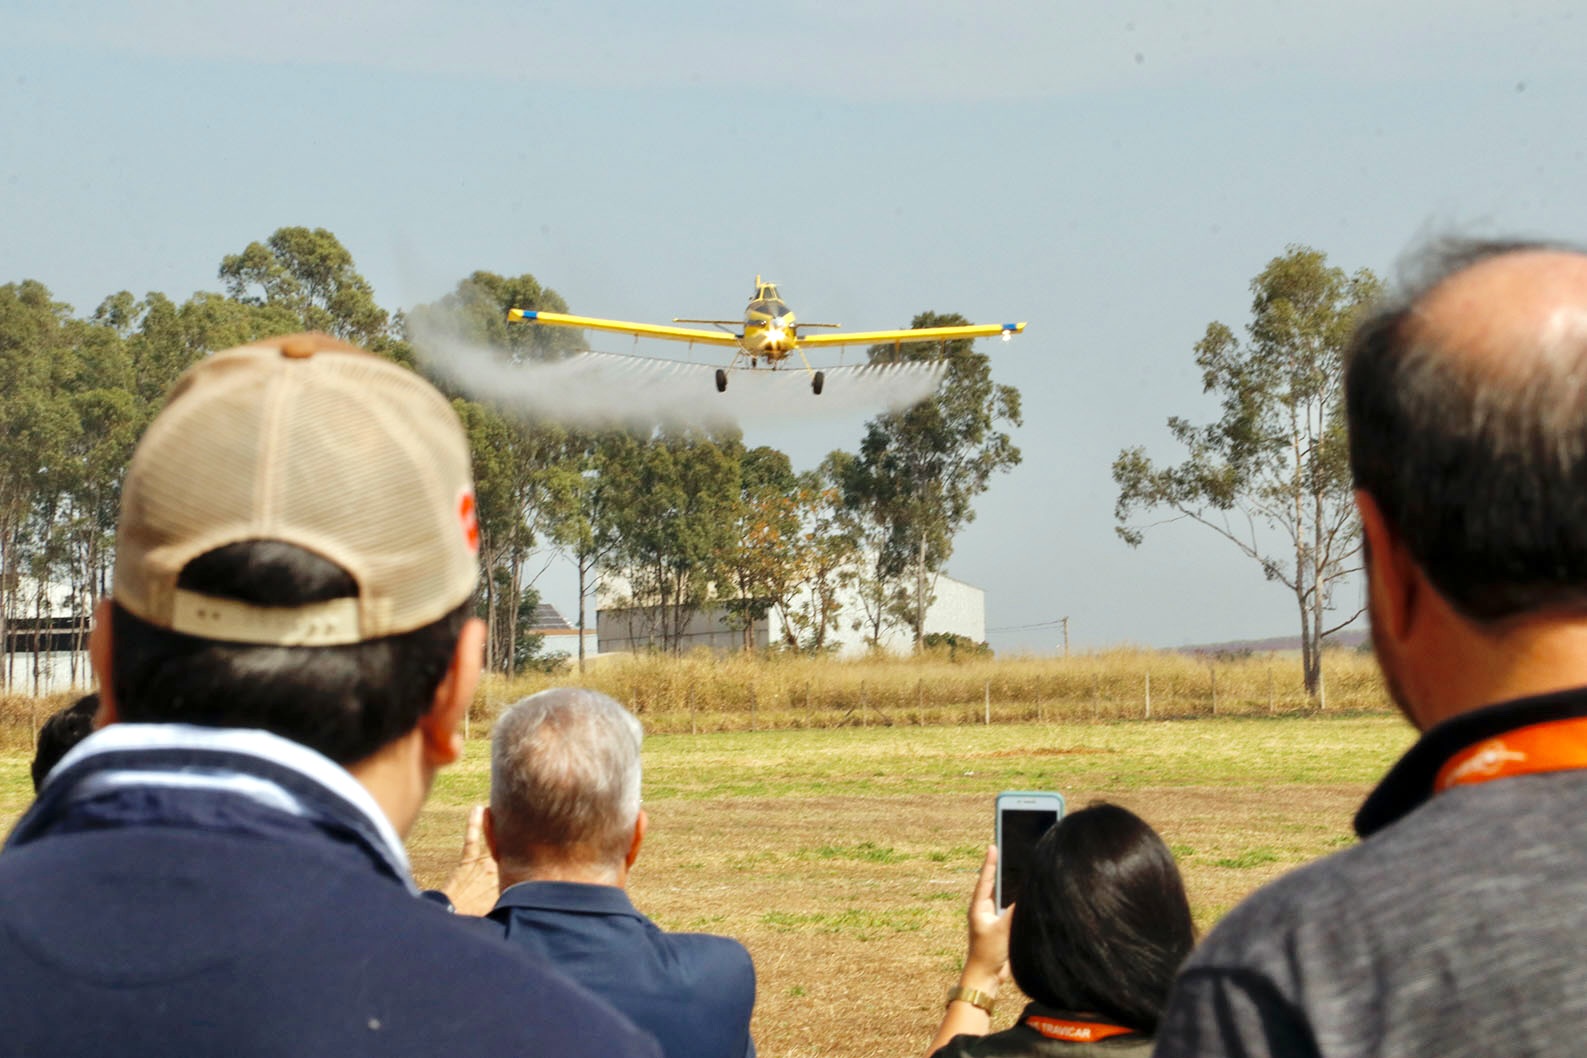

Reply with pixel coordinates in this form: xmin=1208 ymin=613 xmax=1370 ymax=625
xmin=3 ymin=1 xmax=1582 ymax=653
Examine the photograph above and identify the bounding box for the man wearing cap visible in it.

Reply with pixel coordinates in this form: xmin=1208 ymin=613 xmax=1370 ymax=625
xmin=1155 ymin=241 xmax=1587 ymax=1058
xmin=479 ymin=688 xmax=758 ymax=1058
xmin=0 ymin=334 xmax=660 ymax=1056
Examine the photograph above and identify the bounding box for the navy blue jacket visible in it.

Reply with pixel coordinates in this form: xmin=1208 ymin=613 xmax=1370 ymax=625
xmin=487 ymin=880 xmax=757 ymax=1058
xmin=0 ymin=724 xmax=661 ymax=1058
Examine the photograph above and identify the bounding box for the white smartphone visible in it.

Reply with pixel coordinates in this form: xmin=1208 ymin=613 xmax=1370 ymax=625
xmin=995 ymin=790 xmax=1065 ymax=909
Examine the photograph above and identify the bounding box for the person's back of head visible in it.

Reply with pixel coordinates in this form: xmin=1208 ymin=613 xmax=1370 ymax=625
xmin=31 ymin=694 xmax=98 ymax=792
xmin=98 ymin=332 xmax=482 ymax=764
xmin=1347 ymin=239 xmax=1587 ymax=627
xmin=490 ymin=688 xmax=644 ymax=880
xmin=1007 ymin=802 xmax=1194 ymax=1035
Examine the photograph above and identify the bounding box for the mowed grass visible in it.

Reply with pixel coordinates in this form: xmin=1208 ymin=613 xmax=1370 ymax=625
xmin=0 ymin=713 xmax=1413 ymax=1058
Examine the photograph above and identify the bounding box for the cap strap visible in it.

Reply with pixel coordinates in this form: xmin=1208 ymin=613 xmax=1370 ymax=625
xmin=169 ymin=590 xmax=362 ymax=646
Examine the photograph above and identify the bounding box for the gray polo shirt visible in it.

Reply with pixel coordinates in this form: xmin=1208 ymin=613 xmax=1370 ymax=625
xmin=1155 ymin=690 xmax=1587 ymax=1058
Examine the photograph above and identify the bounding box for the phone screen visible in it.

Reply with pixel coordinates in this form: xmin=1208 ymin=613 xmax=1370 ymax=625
xmin=998 ymin=806 xmax=1060 ymax=908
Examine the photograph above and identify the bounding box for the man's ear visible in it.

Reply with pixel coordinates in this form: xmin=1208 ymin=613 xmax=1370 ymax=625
xmin=483 ymin=806 xmax=500 ymax=863
xmin=1357 ymin=490 xmax=1419 ymax=644
xmin=417 ymin=617 xmax=486 ymax=767
xmin=626 ymin=807 xmax=647 ymax=871
xmin=88 ymin=597 xmax=119 ymax=728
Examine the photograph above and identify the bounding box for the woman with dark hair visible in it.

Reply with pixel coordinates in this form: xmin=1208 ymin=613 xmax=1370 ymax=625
xmin=926 ymin=803 xmax=1196 ymax=1057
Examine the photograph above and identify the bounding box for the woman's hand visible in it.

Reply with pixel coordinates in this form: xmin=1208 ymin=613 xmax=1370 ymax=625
xmin=961 ymin=844 xmax=1014 ymax=992
xmin=926 ymin=845 xmax=1014 ymax=1056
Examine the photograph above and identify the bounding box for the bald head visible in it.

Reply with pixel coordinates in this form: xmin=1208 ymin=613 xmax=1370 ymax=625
xmin=1347 ymin=240 xmax=1587 ymax=623
xmin=1412 ymin=250 xmax=1587 ymax=375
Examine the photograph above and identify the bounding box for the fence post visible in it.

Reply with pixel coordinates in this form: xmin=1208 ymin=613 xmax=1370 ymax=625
xmin=860 ymin=681 xmax=868 ymax=728
xmin=1091 ymin=673 xmax=1100 ymax=721
xmin=984 ymin=680 xmax=991 ymax=725
xmin=1267 ymin=669 xmax=1275 ymax=715
xmin=689 ymin=683 xmax=697 ymax=735
xmin=749 ymin=682 xmax=758 ymax=732
xmin=916 ymin=677 xmax=924 ymax=719
xmin=1144 ymin=671 xmax=1152 ymax=720
xmin=1210 ymin=666 xmax=1217 ymax=716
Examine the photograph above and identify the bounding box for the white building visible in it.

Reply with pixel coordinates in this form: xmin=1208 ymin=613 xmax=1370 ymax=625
xmin=594 ymin=571 xmax=986 ymax=657
xmin=2 ymin=576 xmax=94 ymax=696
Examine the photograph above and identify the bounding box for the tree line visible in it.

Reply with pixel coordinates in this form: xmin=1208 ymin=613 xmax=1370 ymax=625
xmin=0 ymin=227 xmax=1022 ymax=684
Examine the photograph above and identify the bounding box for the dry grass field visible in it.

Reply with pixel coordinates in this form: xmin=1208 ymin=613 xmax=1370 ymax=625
xmin=0 ymin=704 xmax=1413 ymax=1057
xmin=472 ymin=647 xmax=1390 ymax=733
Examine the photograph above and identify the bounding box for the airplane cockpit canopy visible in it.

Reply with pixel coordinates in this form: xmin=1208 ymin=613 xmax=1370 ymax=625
xmin=748 ymin=296 xmax=788 ymax=320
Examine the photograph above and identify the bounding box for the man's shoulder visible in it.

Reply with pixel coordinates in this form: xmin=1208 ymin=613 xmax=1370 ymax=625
xmin=1187 ymin=838 xmax=1374 ymax=971
xmin=0 ymin=834 xmax=661 ymax=1057
xmin=633 ymin=916 xmax=756 ymax=984
xmin=1159 ymin=779 xmax=1587 ymax=1058
xmin=416 ymin=911 xmax=662 ymax=1052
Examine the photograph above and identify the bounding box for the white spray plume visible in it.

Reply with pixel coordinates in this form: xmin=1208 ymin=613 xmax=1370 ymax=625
xmin=410 ymin=316 xmax=946 ymax=429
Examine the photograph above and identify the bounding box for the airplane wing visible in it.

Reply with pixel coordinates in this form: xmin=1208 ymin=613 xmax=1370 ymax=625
xmin=797 ymin=321 xmax=1025 ymax=349
xmin=507 ymin=308 xmax=742 ymax=346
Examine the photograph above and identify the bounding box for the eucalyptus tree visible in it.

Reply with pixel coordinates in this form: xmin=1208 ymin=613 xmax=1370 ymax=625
xmin=602 ymin=427 xmax=740 ymax=653
xmin=844 ymin=312 xmax=1022 ymax=649
xmin=1113 ymin=245 xmax=1381 ymax=698
xmin=409 ymin=270 xmax=582 ymax=673
xmin=219 ymin=226 xmax=391 ymax=348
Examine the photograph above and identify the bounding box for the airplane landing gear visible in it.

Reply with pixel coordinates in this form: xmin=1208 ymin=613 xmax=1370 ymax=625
xmin=715 ymin=368 xmax=728 ymax=393
xmin=811 ymin=371 xmax=825 ymax=395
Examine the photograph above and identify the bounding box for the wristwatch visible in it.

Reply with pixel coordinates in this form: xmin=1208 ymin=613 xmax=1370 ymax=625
xmin=946 ymin=985 xmax=996 ymax=1013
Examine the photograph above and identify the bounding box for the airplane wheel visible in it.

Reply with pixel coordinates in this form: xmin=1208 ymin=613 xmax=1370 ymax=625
xmin=715 ymin=368 xmax=728 ymax=393
xmin=812 ymin=371 xmax=825 ymax=395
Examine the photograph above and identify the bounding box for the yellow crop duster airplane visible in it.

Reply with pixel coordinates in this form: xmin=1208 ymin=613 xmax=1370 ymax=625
xmin=507 ymin=276 xmax=1025 ymax=394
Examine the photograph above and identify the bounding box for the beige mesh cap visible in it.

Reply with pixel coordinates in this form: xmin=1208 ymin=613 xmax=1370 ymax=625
xmin=114 ymin=333 xmax=481 ymax=646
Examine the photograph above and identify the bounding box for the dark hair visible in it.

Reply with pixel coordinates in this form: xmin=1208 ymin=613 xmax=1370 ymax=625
xmin=32 ymin=693 xmax=99 ymax=792
xmin=110 ymin=541 xmax=470 ymax=765
xmin=1007 ymin=803 xmax=1194 ymax=1035
xmin=1346 ymin=237 xmax=1587 ymax=623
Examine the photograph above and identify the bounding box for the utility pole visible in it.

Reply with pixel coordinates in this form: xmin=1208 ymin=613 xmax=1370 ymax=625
xmin=1060 ymin=616 xmax=1070 ymax=659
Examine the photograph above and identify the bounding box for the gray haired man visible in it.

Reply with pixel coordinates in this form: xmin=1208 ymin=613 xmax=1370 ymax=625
xmin=478 ymin=688 xmax=758 ymax=1058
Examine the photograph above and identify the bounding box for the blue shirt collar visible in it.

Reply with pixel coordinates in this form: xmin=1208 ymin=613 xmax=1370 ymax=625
xmin=493 ymin=879 xmax=643 ymax=918
xmin=16 ymin=723 xmax=414 ymax=891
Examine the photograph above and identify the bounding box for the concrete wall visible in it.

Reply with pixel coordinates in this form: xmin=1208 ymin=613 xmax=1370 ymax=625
xmin=1 ymin=649 xmax=93 ymax=697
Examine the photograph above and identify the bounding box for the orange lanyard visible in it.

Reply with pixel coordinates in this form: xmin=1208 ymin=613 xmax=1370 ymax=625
xmin=1435 ymin=716 xmax=1587 ymax=793
xmin=1024 ymin=1015 xmax=1137 ymax=1043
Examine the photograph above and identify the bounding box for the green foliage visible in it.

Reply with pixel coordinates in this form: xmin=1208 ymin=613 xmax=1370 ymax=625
xmin=1113 ymin=245 xmax=1381 ymax=697
xmin=922 ymin=632 xmax=992 ymax=660
xmin=404 ymin=269 xmax=581 ymax=371
xmin=218 ymin=226 xmax=390 ymax=348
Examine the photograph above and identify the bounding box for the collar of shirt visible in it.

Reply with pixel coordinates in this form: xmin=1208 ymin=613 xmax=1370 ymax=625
xmin=1015 ymin=1003 xmax=1148 ymax=1046
xmin=492 ymin=879 xmax=645 ymax=919
xmin=1355 ymin=687 xmax=1587 ymax=837
xmin=11 ymin=722 xmax=415 ymax=892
